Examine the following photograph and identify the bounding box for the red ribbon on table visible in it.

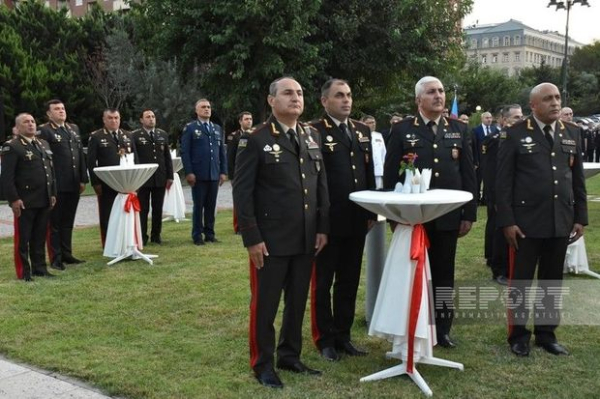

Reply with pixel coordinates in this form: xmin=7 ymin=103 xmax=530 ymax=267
xmin=407 ymin=223 xmax=430 ymax=374
xmin=124 ymin=193 xmax=141 ymax=213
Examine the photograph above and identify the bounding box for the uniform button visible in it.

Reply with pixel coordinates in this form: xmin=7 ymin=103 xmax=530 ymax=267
xmin=304 ymin=204 xmax=308 ymax=209
xmin=434 ymin=172 xmax=439 ymax=177
xmin=554 ymin=195 xmax=558 ymax=199
xmin=300 ymin=158 xmax=304 ymax=164
xmin=302 ymin=173 xmax=306 ymax=179
xmin=521 ymin=200 xmax=525 ymax=204
xmin=276 ymin=159 xmax=280 ymax=163
xmin=551 ymin=152 xmax=555 ymax=157
xmin=433 ymin=144 xmax=438 ymax=149
xmin=304 ymin=189 xmax=308 ymax=194
xmin=350 ymin=152 xmax=354 ymax=156
xmin=554 ymin=180 xmax=558 ymax=185
xmin=354 ymin=179 xmax=358 ymax=183
xmin=73 ymin=166 xmax=76 ymax=168
xmin=552 ymin=166 xmax=557 ymax=170
xmin=434 ymin=158 xmax=439 ymax=163
xmin=352 ymin=165 xmax=356 ymax=170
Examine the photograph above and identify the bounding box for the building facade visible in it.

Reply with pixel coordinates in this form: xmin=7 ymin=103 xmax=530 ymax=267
xmin=0 ymin=0 xmax=134 ymax=16
xmin=464 ymin=19 xmax=584 ymax=76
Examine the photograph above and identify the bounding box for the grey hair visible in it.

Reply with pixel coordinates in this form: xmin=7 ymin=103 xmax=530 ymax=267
xmin=195 ymin=98 xmax=210 ymax=107
xmin=415 ymin=76 xmax=442 ymax=98
xmin=15 ymin=113 xmax=33 ymax=125
xmin=269 ymin=76 xmax=297 ymax=96
xmin=481 ymin=111 xmax=492 ymax=118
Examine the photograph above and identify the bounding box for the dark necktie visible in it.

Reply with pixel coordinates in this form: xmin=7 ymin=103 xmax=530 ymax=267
xmin=427 ymin=120 xmax=436 ymax=136
xmin=543 ymin=125 xmax=554 ymax=147
xmin=112 ymin=131 xmax=119 ymax=144
xmin=287 ymin=128 xmax=299 ymax=153
xmin=339 ymin=122 xmax=352 ymax=144
xmin=149 ymin=130 xmax=155 ymax=142
xmin=204 ymin=122 xmax=211 ymax=134
xmin=486 ymin=126 xmax=490 ymax=135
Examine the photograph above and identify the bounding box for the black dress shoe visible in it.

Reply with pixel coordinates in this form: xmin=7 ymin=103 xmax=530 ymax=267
xmin=493 ymin=275 xmax=509 ymax=286
xmin=205 ymin=237 xmax=219 ymax=243
xmin=321 ymin=347 xmax=340 ymax=362
xmin=32 ymin=271 xmax=55 ymax=278
xmin=63 ymin=256 xmax=85 ymax=264
xmin=277 ymin=361 xmax=321 ymax=375
xmin=50 ymin=261 xmax=66 ymax=271
xmin=194 ymin=239 xmax=205 ymax=246
xmin=254 ymin=369 xmax=283 ymax=389
xmin=536 ymin=342 xmax=569 ymax=355
xmin=23 ymin=276 xmax=33 ymax=282
xmin=510 ymin=342 xmax=530 ymax=356
xmin=437 ymin=334 xmax=456 ymax=348
xmin=336 ymin=341 xmax=368 ymax=356
xmin=151 ymin=237 xmax=162 ymax=244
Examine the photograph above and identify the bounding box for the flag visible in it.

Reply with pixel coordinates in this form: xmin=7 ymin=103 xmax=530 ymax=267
xmin=450 ymin=95 xmax=459 ymax=119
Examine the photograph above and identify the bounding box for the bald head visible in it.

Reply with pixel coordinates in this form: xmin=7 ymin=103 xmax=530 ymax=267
xmin=15 ymin=113 xmax=37 ymax=138
xmin=560 ymin=107 xmax=573 ymax=122
xmin=530 ymin=83 xmax=561 ymax=124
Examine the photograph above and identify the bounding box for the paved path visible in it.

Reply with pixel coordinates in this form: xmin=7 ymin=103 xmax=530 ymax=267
xmin=0 ymin=356 xmax=120 ymax=399
xmin=0 ymin=182 xmax=233 ymax=398
xmin=0 ymin=182 xmax=234 ymax=238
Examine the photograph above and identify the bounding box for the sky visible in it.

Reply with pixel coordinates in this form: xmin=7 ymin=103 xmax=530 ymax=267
xmin=463 ymin=0 xmax=600 ymax=45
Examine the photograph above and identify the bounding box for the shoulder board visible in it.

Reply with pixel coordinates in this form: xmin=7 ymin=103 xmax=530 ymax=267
xmin=250 ymin=122 xmax=268 ymax=135
xmin=1 ymin=143 xmax=12 ymax=153
xmin=563 ymin=120 xmax=579 ymax=127
xmin=350 ymin=119 xmax=368 ymax=129
xmin=39 ymin=122 xmax=50 ymax=128
xmin=156 ymin=128 xmax=167 ymax=134
xmin=66 ymin=122 xmax=78 ymax=130
xmin=90 ymin=129 xmax=104 ymax=136
xmin=455 ymin=118 xmax=467 ymax=125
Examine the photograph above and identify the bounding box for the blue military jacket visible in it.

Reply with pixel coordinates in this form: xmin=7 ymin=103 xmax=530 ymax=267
xmin=180 ymin=120 xmax=227 ymax=181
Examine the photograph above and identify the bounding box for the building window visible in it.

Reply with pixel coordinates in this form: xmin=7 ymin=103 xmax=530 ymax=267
xmin=482 ymin=38 xmax=489 ymax=48
xmin=470 ymin=38 xmax=478 ymax=49
xmin=515 ymin=35 xmax=521 ymax=45
xmin=514 ymin=52 xmax=520 ymax=62
xmin=504 ymin=36 xmax=510 ymax=46
xmin=503 ymin=53 xmax=509 ymax=62
xmin=492 ymin=37 xmax=499 ymax=47
xmin=481 ymin=54 xmax=487 ymax=64
xmin=492 ymin=54 xmax=498 ymax=63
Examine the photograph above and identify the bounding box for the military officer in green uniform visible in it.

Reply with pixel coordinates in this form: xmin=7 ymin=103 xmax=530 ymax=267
xmin=233 ymin=77 xmax=329 ymax=389
xmin=383 ymin=76 xmax=477 ymax=348
xmin=38 ymin=99 xmax=88 ymax=270
xmin=497 ymin=83 xmax=587 ymax=357
xmin=1 ymin=113 xmax=56 ymax=281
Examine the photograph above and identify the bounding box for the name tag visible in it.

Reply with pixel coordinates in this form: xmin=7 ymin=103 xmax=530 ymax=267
xmin=444 ymin=132 xmax=461 ymax=139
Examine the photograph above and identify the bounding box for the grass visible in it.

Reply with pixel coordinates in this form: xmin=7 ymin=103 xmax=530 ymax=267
xmin=1 ymin=178 xmax=600 ymax=399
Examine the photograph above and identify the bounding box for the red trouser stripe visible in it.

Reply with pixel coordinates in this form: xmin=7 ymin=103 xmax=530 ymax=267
xmin=233 ymin=205 xmax=238 ymax=233
xmin=46 ymin=221 xmax=54 ymax=262
xmin=507 ymin=246 xmax=516 ymax=337
xmin=309 ymin=260 xmax=321 ymax=347
xmin=248 ymin=258 xmax=259 ymax=368
xmin=13 ymin=216 xmax=23 ymax=279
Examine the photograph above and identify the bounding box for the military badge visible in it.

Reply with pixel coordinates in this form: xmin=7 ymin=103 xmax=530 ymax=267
xmin=527 ymin=119 xmax=534 ymax=130
xmin=25 ymin=150 xmax=34 ymax=160
xmin=482 ymin=145 xmax=487 ymax=155
xmin=525 ymin=136 xmax=532 ymax=143
xmin=55 ymin=134 xmax=62 ymax=142
xmin=326 ymin=135 xmax=333 ymax=142
xmin=325 ymin=142 xmax=337 ymax=152
xmin=263 ymin=144 xmax=272 ymax=152
xmin=161 ymin=144 xmax=165 ymax=151
xmin=451 ymin=148 xmax=459 ymax=160
xmin=195 ymin=129 xmax=202 ymax=137
xmin=570 ymin=155 xmax=574 ymax=168
xmin=273 ymin=144 xmax=280 ymax=151
xmin=307 ymin=141 xmax=319 ymax=149
xmin=238 ymin=139 xmax=248 ymax=148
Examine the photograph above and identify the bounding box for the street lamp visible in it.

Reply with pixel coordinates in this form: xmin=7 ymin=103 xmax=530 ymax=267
xmin=547 ymin=0 xmax=590 ymax=106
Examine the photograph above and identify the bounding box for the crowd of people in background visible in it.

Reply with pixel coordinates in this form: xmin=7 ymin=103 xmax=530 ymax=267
xmin=0 ymin=74 xmax=589 ymax=388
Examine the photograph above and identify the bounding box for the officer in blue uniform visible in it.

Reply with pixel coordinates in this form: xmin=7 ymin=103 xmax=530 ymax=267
xmin=180 ymin=99 xmax=227 ymax=245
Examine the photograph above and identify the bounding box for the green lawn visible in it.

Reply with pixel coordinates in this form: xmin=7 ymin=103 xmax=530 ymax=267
xmin=1 ymin=179 xmax=600 ymax=399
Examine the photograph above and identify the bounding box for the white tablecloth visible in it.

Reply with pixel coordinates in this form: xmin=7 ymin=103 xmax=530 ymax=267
xmin=93 ymin=164 xmax=158 ymax=259
xmin=350 ymin=189 xmax=472 ymax=363
xmin=563 ymin=163 xmax=600 ymax=278
xmin=163 ymin=158 xmax=186 ymax=221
